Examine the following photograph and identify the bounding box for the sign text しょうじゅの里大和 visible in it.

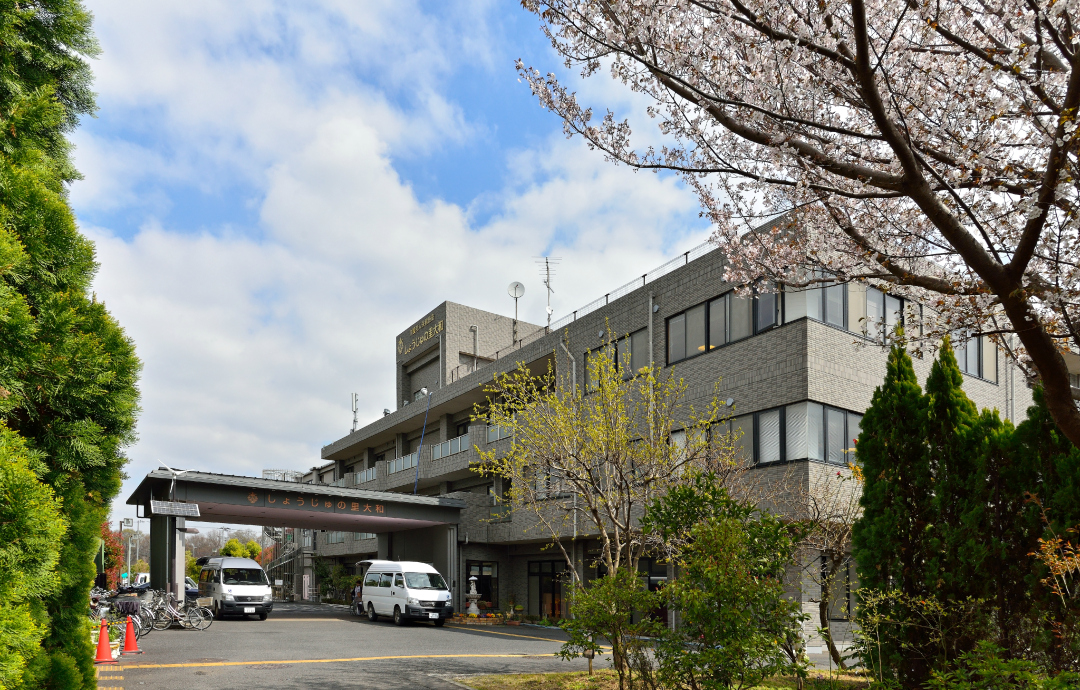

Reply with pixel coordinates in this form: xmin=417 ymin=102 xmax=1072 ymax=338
xmin=397 ymin=318 xmax=443 ymax=358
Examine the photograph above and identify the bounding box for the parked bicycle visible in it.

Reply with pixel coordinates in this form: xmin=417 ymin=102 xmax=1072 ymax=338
xmin=149 ymin=591 xmax=213 ymax=630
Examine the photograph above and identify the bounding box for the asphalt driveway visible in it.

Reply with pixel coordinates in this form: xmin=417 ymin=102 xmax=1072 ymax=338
xmin=100 ymin=603 xmax=591 ymax=690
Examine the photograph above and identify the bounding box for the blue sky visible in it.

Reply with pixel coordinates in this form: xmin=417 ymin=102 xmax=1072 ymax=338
xmin=77 ymin=0 xmax=711 ymax=523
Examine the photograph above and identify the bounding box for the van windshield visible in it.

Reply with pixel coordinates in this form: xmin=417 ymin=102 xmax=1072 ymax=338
xmin=222 ymin=568 xmax=268 ymax=586
xmin=404 ymin=572 xmax=448 ymax=590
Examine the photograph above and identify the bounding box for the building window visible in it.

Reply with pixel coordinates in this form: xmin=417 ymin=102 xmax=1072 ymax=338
xmin=718 ymin=402 xmax=862 ymax=466
xmin=823 ymin=555 xmax=856 ymax=621
xmin=466 ymin=561 xmax=499 ymax=609
xmin=667 ymin=288 xmax=777 ymax=365
xmin=352 ymin=532 xmax=375 ymax=541
xmin=528 ymin=560 xmax=565 ymax=619
xmin=585 ymin=329 xmax=648 ymax=391
xmin=954 ymin=332 xmax=997 ymax=382
xmin=487 ymin=424 xmax=513 ymax=443
xmin=326 ymin=531 xmax=346 ymax=544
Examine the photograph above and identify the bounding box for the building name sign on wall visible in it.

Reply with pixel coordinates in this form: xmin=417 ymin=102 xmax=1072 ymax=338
xmin=247 ymin=490 xmax=385 ymax=514
xmin=398 ymin=318 xmax=444 ymax=359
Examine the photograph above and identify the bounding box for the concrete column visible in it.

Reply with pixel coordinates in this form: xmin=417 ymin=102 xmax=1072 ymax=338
xmin=377 ymin=532 xmax=393 ymax=560
xmin=395 ymin=433 xmax=406 ymax=458
xmin=439 ymin=414 xmax=453 ymax=442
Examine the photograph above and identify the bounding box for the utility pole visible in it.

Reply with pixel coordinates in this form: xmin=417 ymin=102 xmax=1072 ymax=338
xmin=351 ymin=393 xmax=359 ymax=432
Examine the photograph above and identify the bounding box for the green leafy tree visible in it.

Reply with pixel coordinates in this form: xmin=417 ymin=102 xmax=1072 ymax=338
xmin=244 ymin=540 xmax=262 ymax=560
xmin=130 ymin=559 xmax=149 ymax=576
xmin=0 ymin=425 xmax=65 ymax=689
xmin=557 ymin=570 xmax=662 ymax=690
xmin=644 ymin=472 xmax=807 ymax=690
xmin=0 ymin=3 xmax=140 ymax=688
xmin=185 ymin=551 xmax=199 ymax=580
xmin=477 ymin=334 xmax=741 ymax=689
xmin=219 ymin=538 xmax=245 ymax=558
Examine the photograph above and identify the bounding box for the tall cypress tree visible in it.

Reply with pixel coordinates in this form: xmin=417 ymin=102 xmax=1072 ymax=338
xmin=923 ymin=337 xmax=985 ymax=601
xmin=0 ymin=3 xmax=141 ymax=688
xmin=852 ymin=342 xmax=932 ymax=685
xmin=853 ymin=342 xmax=929 ymax=594
xmin=1010 ymin=388 xmax=1080 ymax=670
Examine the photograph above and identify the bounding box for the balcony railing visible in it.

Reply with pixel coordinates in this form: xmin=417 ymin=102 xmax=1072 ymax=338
xmin=357 ymin=466 xmax=377 ymax=483
xmin=388 ymin=452 xmax=418 ymax=474
xmin=432 ymin=433 xmax=470 ymax=460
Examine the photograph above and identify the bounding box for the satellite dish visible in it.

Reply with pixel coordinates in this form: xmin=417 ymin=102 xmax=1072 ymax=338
xmin=508 ymin=281 xmax=525 ymax=299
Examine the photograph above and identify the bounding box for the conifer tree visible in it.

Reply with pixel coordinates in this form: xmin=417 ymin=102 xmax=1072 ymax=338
xmin=853 ymin=342 xmax=929 ymax=595
xmin=922 ymin=337 xmax=986 ymax=602
xmin=0 ymin=3 xmax=141 ymax=688
xmin=852 ymin=341 xmax=933 ymax=686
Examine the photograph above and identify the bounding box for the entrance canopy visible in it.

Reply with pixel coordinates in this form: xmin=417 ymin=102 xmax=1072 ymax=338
xmin=126 ymin=468 xmax=465 ymax=531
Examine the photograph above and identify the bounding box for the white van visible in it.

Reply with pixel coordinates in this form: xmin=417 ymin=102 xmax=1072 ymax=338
xmin=197 ymin=557 xmax=274 ymax=620
xmin=359 ymin=560 xmax=453 ymax=626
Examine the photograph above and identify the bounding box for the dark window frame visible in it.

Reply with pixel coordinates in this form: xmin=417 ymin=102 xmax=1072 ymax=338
xmin=585 ymin=328 xmax=648 ymax=390
xmin=666 ymin=286 xmax=781 ymax=366
xmin=726 ymin=401 xmax=863 ymax=467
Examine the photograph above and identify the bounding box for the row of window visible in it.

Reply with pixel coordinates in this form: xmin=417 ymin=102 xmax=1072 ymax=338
xmin=325 ymin=531 xmax=376 ymax=544
xmin=432 ymin=432 xmax=470 ymax=460
xmin=721 ymin=401 xmax=863 ymax=465
xmin=662 ymin=280 xmax=998 ymax=383
xmin=668 ymin=289 xmax=778 ymax=364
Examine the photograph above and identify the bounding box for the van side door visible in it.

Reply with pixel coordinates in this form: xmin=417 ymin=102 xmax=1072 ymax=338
xmin=391 ymin=573 xmax=406 ymax=611
xmin=376 ymin=572 xmax=394 ymax=614
xmin=362 ymin=570 xmax=380 ymax=612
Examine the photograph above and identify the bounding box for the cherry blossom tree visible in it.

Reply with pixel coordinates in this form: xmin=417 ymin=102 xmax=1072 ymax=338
xmin=518 ymin=0 xmax=1080 ymax=445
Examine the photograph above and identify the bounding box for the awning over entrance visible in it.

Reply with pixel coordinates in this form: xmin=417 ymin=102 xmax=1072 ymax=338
xmin=126 ymin=468 xmax=465 ymax=531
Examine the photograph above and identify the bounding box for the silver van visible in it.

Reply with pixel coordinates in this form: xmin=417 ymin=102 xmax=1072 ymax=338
xmin=359 ymin=560 xmax=453 ymax=626
xmin=197 ymin=556 xmax=274 ymax=620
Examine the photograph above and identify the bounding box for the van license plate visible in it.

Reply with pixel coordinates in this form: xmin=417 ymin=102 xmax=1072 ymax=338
xmin=428 ymin=612 xmax=438 ymax=619
xmin=244 ymin=607 xmax=255 ymax=613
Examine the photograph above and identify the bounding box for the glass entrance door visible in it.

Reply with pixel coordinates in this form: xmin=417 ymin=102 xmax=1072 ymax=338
xmin=528 ymin=560 xmax=565 ymax=619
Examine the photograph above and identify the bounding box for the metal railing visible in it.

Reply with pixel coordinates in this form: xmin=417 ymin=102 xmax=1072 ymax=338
xmin=447 ymin=326 xmax=551 ymax=383
xmin=445 ymin=240 xmax=718 ymax=386
xmin=549 ymin=241 xmax=716 ymax=330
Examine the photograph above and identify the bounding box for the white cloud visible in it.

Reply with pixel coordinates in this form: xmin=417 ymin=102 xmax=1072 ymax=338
xmin=79 ymin=0 xmax=708 ymax=523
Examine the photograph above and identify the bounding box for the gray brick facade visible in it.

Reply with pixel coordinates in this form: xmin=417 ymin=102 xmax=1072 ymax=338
xmin=299 ymin=243 xmax=1039 ymax=642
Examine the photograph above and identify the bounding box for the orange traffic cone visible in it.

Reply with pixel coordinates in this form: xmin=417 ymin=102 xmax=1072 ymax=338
xmin=120 ymin=616 xmax=142 ymax=655
xmin=93 ymin=619 xmax=117 ymax=665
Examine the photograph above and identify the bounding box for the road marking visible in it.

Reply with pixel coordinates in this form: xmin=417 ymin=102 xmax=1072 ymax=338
xmin=124 ymin=654 xmax=548 ymax=670
xmin=445 ymin=625 xmax=612 ymax=650
xmin=444 ymin=626 xmax=565 ymax=643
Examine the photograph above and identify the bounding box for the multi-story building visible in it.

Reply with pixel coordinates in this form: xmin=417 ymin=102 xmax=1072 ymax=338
xmin=289 ymin=231 xmax=1040 ymax=647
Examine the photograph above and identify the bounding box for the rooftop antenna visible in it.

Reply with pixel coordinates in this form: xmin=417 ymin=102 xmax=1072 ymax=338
xmin=351 ymin=393 xmax=359 ymax=432
xmin=536 ymin=257 xmax=561 ymax=329
xmin=508 ymin=281 xmax=524 ymax=343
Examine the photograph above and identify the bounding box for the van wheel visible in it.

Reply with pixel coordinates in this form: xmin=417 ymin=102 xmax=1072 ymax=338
xmin=367 ymin=603 xmax=378 ymax=622
xmin=434 ymin=618 xmax=445 ymax=627
xmin=393 ymin=606 xmax=405 ymax=626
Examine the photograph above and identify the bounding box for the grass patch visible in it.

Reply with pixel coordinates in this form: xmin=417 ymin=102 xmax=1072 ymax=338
xmin=458 ymin=670 xmax=870 ymax=690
